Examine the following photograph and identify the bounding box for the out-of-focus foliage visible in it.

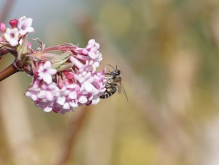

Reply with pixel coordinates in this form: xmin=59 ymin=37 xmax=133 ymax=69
xmin=1 ymin=0 xmax=219 ymax=165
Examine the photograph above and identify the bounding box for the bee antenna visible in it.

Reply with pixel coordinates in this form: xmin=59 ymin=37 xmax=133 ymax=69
xmin=108 ymin=64 xmax=115 ymax=70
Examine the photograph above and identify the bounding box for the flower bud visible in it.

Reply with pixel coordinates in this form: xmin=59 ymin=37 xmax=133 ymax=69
xmin=9 ymin=19 xmax=18 ymax=28
xmin=0 ymin=23 xmax=6 ymax=33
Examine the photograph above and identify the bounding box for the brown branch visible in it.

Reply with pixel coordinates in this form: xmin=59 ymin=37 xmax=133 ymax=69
xmin=52 ymin=107 xmax=90 ymax=165
xmin=0 ymin=0 xmax=18 ymax=82
xmin=0 ymin=63 xmax=19 ymax=82
xmin=0 ymin=49 xmax=19 ymax=82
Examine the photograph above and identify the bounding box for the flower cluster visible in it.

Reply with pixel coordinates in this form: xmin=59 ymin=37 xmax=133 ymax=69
xmin=25 ymin=39 xmax=106 ymax=114
xmin=0 ymin=16 xmax=34 ymax=46
xmin=0 ymin=16 xmax=107 ymax=114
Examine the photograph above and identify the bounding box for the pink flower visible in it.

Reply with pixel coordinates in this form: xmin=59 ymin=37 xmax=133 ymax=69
xmin=75 ymin=39 xmax=103 ymax=72
xmin=25 ymin=79 xmax=41 ymax=101
xmin=25 ymin=39 xmax=107 ymax=114
xmin=25 ymin=79 xmax=60 ymax=113
xmin=53 ymin=84 xmax=81 ymax=114
xmin=86 ymin=39 xmax=100 ymax=52
xmin=0 ymin=16 xmax=34 ymax=46
xmin=4 ymin=28 xmax=19 ymax=46
xmin=1 ymin=16 xmax=108 ymax=114
xmin=18 ymin=16 xmax=34 ymax=35
xmin=38 ymin=83 xmax=58 ymax=101
xmin=38 ymin=61 xmax=57 ymax=84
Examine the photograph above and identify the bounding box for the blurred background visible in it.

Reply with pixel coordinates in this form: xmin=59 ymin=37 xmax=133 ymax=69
xmin=0 ymin=0 xmax=219 ymax=164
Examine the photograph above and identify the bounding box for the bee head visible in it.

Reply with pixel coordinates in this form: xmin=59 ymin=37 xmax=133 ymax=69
xmin=108 ymin=64 xmax=121 ymax=76
xmin=115 ymin=69 xmax=120 ymax=75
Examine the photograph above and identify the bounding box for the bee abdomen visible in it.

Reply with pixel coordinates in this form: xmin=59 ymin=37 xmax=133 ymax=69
xmin=100 ymin=92 xmax=112 ymax=99
xmin=100 ymin=85 xmax=117 ymax=99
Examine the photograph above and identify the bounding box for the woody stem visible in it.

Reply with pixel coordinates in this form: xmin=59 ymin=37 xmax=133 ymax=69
xmin=0 ymin=63 xmax=19 ymax=82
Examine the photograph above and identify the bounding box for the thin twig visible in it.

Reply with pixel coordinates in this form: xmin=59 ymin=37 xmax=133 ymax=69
xmin=52 ymin=107 xmax=90 ymax=165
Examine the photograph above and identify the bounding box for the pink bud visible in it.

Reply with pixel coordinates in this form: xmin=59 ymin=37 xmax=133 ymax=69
xmin=64 ymin=72 xmax=74 ymax=79
xmin=9 ymin=19 xmax=18 ymax=28
xmin=27 ymin=42 xmax=32 ymax=48
xmin=70 ymin=56 xmax=84 ymax=69
xmin=0 ymin=23 xmax=6 ymax=33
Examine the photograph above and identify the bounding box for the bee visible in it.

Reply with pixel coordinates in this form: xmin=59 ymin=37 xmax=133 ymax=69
xmin=100 ymin=64 xmax=128 ymax=102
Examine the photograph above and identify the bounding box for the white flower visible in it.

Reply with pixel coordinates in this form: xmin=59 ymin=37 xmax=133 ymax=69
xmin=38 ymin=61 xmax=57 ymax=84
xmin=18 ymin=16 xmax=34 ymax=35
xmin=4 ymin=28 xmax=19 ymax=46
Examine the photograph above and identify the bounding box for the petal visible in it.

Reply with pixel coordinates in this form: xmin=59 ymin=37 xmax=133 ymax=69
xmin=25 ymin=91 xmax=31 ymax=97
xmin=88 ymin=52 xmax=96 ymax=59
xmin=19 ymin=30 xmax=27 ymax=35
xmin=25 ymin=18 xmax=33 ymax=26
xmin=63 ymin=103 xmax=70 ymax=109
xmin=78 ymin=96 xmax=87 ymax=104
xmin=9 ymin=39 xmax=19 ymax=46
xmin=82 ymin=48 xmax=88 ymax=55
xmin=63 ymin=90 xmax=70 ymax=96
xmin=57 ymin=96 xmax=66 ymax=105
xmin=69 ymin=91 xmax=77 ymax=99
xmin=38 ymin=66 xmax=44 ymax=73
xmin=84 ymin=82 xmax=94 ymax=92
xmin=44 ymin=61 xmax=52 ymax=69
xmin=76 ymin=54 xmax=90 ymax=61
xmin=90 ymin=47 xmax=98 ymax=53
xmin=26 ymin=27 xmax=34 ymax=33
xmin=87 ymin=39 xmax=95 ymax=48
xmin=70 ymin=56 xmax=84 ymax=69
xmin=48 ymin=68 xmax=57 ymax=75
xmin=69 ymin=102 xmax=78 ymax=108
xmin=31 ymin=94 xmax=37 ymax=101
xmin=48 ymin=83 xmax=57 ymax=90
xmin=38 ymin=90 xmax=46 ymax=98
xmin=95 ymin=43 xmax=100 ymax=49
xmin=19 ymin=16 xmax=26 ymax=22
xmin=10 ymin=28 xmax=19 ymax=34
xmin=92 ymin=97 xmax=100 ymax=105
xmin=43 ymin=74 xmax=52 ymax=84
xmin=44 ymin=107 xmax=52 ymax=112
xmin=46 ymin=92 xmax=54 ymax=101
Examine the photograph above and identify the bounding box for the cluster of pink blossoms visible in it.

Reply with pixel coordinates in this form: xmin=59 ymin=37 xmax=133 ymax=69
xmin=25 ymin=39 xmax=106 ymax=114
xmin=0 ymin=16 xmax=34 ymax=46
xmin=0 ymin=16 xmax=107 ymax=114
